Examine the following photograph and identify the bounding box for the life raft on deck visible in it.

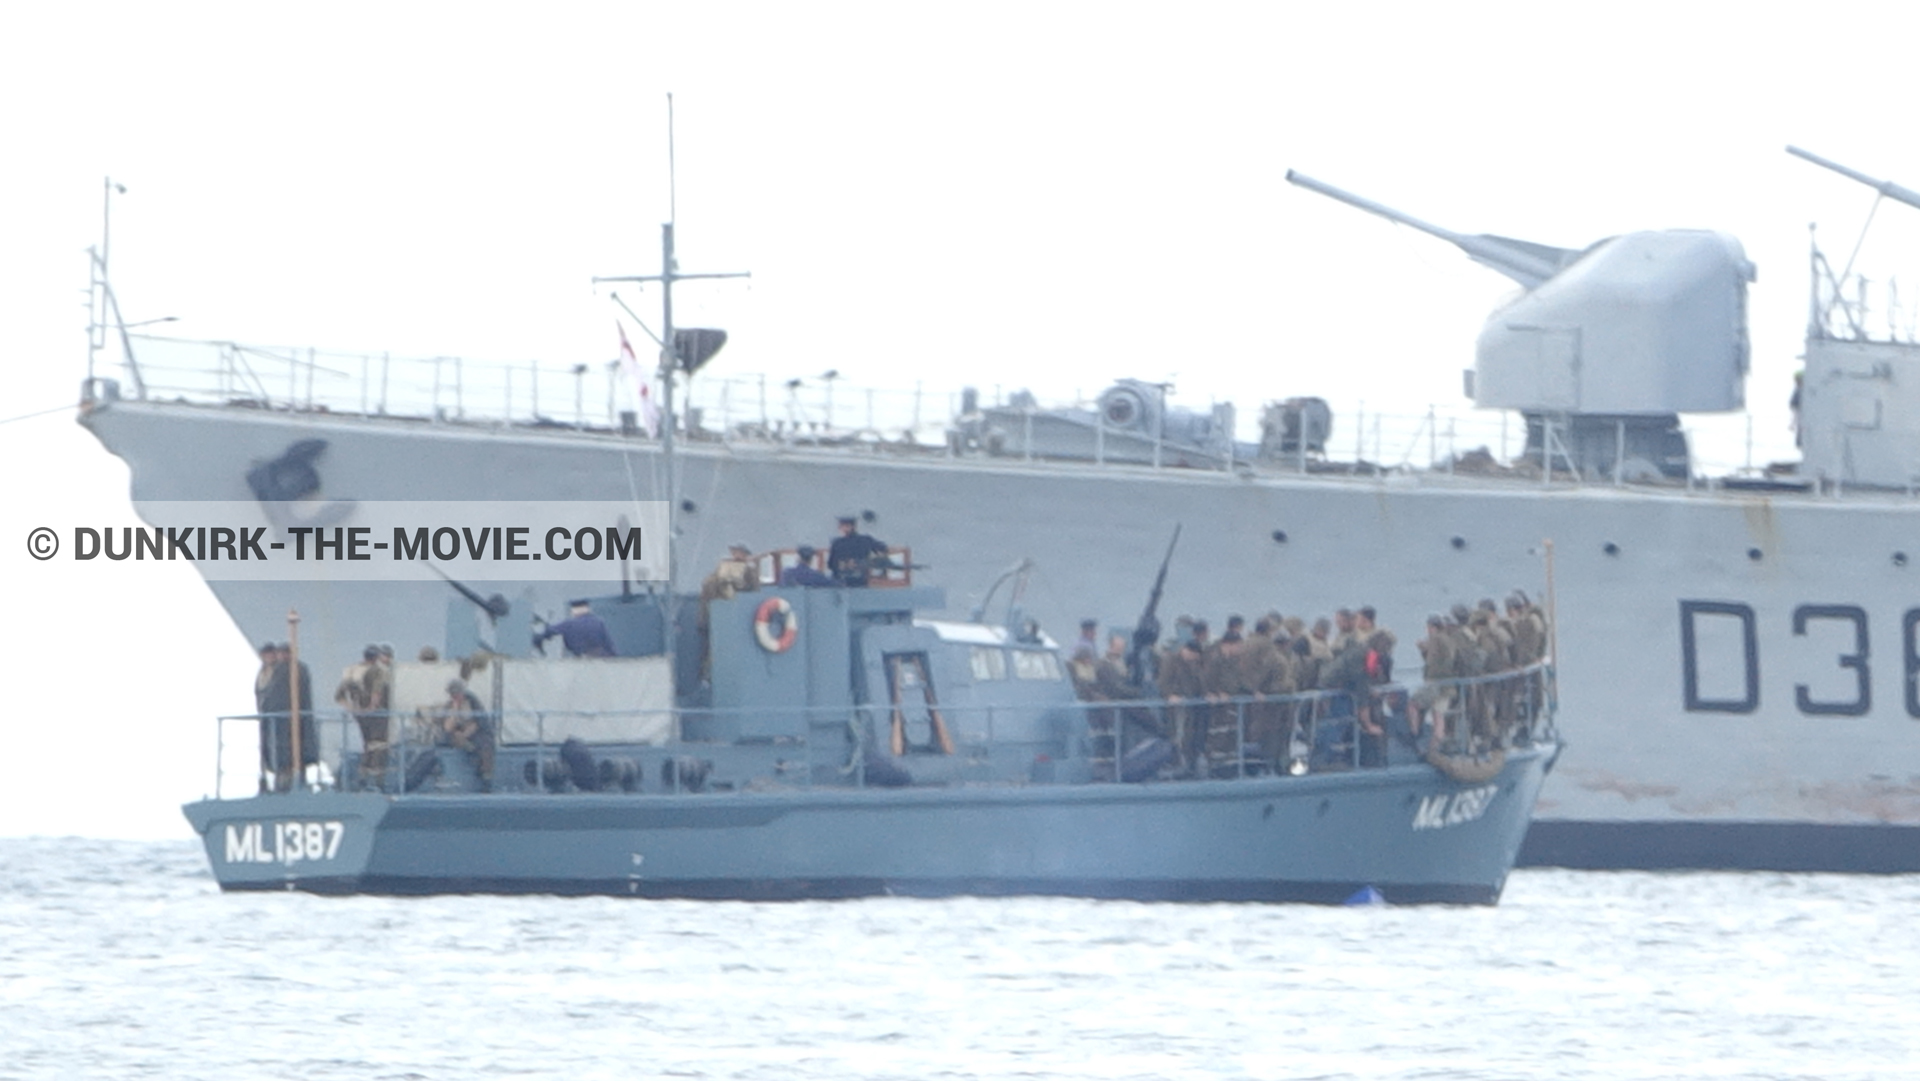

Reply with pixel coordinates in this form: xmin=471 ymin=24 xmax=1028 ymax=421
xmin=1424 ymin=743 xmax=1507 ymax=785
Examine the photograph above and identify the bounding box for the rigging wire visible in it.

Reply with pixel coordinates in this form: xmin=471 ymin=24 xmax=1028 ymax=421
xmin=0 ymin=405 xmax=74 ymax=426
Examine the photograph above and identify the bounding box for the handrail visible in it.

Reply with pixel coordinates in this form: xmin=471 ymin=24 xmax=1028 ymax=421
xmin=104 ymin=331 xmax=1798 ymax=481
xmin=105 ymin=333 xmax=1536 ymax=474
xmin=211 ymin=665 xmax=1553 ymax=799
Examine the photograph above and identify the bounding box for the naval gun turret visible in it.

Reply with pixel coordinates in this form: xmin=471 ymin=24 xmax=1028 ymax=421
xmin=1287 ymin=170 xmax=1756 ymax=480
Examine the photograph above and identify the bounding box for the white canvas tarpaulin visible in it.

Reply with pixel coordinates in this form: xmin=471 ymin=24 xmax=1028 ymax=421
xmin=390 ymin=661 xmax=470 ymax=743
xmin=498 ymin=657 xmax=673 ymax=745
xmin=389 ymin=657 xmax=673 ymax=745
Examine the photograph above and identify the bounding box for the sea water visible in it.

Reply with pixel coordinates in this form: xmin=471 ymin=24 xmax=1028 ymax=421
xmin=0 ymin=838 xmax=1911 ymax=1080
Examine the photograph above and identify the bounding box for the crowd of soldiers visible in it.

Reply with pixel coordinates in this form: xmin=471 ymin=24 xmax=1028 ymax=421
xmin=252 ymin=639 xmax=501 ymax=794
xmin=1410 ymin=595 xmax=1550 ymax=746
xmin=1067 ymin=593 xmax=1548 ymax=776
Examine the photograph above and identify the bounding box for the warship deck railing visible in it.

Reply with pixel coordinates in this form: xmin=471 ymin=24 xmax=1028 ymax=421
xmin=210 ymin=664 xmax=1554 ymax=800
xmin=92 ymin=331 xmax=1772 ymax=480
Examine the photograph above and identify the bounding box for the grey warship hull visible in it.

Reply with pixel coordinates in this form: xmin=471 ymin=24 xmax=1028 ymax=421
xmin=181 ymin=745 xmax=1554 ymax=903
xmin=83 ymin=397 xmax=1920 ymax=873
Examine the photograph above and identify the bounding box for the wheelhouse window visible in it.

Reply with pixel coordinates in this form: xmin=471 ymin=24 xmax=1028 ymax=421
xmin=969 ymin=646 xmax=1008 ymax=681
xmin=1011 ymin=650 xmax=1061 ymax=681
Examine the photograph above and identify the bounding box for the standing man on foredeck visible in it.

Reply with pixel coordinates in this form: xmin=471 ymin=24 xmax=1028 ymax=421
xmin=536 ymin=600 xmax=618 ymax=658
xmin=829 ymin=516 xmax=888 ymax=587
xmin=260 ymin=643 xmax=314 ymax=792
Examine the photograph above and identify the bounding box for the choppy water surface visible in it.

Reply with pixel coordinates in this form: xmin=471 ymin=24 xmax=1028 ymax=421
xmin=0 ymin=839 xmax=1913 ymax=1080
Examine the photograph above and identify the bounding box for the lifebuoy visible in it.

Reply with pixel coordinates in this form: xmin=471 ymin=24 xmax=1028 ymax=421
xmin=754 ymin=596 xmax=798 ymax=652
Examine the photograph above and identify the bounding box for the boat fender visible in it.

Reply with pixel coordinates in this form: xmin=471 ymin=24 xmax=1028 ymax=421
xmin=1423 ymin=744 xmax=1507 ymax=785
xmin=753 ymin=596 xmax=798 ymax=652
xmin=661 ymin=756 xmax=712 ymax=793
xmin=597 ymin=757 xmax=641 ymax=793
xmin=526 ymin=758 xmax=574 ymax=792
xmin=561 ymin=737 xmax=601 ymax=791
xmin=1120 ymin=736 xmax=1175 ymax=782
xmin=861 ymin=750 xmax=912 ymax=788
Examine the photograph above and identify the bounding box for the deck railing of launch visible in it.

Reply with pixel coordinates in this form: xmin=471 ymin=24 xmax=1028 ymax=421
xmin=209 ymin=664 xmax=1553 ymax=800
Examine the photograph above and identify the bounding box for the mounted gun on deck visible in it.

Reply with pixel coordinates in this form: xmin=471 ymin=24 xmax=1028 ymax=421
xmin=1127 ymin=525 xmax=1181 ymax=689
xmin=1788 ymin=146 xmax=1920 ymax=213
xmin=1286 ymin=170 xmax=1756 ymax=482
xmin=1284 ymin=171 xmax=1580 ymax=289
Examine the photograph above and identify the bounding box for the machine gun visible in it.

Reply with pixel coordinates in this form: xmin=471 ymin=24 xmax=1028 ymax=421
xmin=1788 ymin=146 xmax=1920 ymax=213
xmin=427 ymin=562 xmax=510 ymax=621
xmin=1283 ymin=169 xmax=1583 ymax=290
xmin=1126 ymin=525 xmax=1181 ymax=690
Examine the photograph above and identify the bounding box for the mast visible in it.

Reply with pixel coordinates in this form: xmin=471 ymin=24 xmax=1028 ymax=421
xmin=592 ymin=95 xmax=749 ymax=687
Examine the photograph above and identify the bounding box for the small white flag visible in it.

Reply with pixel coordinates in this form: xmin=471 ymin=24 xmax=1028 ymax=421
xmin=617 ymin=322 xmax=661 ymax=437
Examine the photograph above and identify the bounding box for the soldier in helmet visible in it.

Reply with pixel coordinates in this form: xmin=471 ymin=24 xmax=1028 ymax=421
xmin=335 ymin=644 xmax=392 ymax=790
xmin=1507 ymin=592 xmax=1546 ymax=666
xmin=436 ymin=678 xmax=496 ymax=792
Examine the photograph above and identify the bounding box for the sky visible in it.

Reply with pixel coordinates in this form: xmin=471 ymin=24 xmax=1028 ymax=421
xmin=7 ymin=1 xmax=1920 ymax=838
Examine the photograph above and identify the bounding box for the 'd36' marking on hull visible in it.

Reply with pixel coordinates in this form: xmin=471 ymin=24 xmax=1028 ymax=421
xmin=1679 ymin=600 xmax=1920 ymax=716
xmin=223 ymin=821 xmax=344 ymax=865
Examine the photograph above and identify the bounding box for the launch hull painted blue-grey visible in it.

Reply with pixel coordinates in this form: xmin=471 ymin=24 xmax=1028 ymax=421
xmin=182 ymin=747 xmax=1554 ymax=903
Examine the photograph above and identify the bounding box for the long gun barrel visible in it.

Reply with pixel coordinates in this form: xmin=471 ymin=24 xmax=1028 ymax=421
xmin=1787 ymin=146 xmax=1920 ymax=214
xmin=1284 ymin=169 xmax=1577 ymax=289
xmin=1126 ymin=524 xmax=1182 ymax=689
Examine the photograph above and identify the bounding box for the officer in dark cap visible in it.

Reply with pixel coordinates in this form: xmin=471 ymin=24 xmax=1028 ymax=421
xmin=779 ymin=544 xmax=835 ymax=587
xmin=257 ymin=642 xmax=313 ymax=792
xmin=534 ymin=599 xmax=617 ymax=657
xmin=828 ymin=515 xmax=888 ymax=587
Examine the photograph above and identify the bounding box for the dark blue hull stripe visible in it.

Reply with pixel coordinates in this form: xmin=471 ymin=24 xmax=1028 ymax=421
xmin=220 ymin=876 xmax=1501 ymax=905
xmin=1519 ymin=820 xmax=1920 ymax=873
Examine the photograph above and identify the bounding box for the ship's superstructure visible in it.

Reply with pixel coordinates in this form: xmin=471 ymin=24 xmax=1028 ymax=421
xmin=78 ymin=147 xmax=1920 ymax=873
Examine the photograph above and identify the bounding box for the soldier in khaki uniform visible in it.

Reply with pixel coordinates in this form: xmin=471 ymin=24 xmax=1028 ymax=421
xmin=1412 ymin=615 xmax=1459 ymax=741
xmin=1242 ymin=618 xmax=1299 ymax=767
xmin=1094 ymin=634 xmax=1134 ymax=701
xmin=1317 ymin=629 xmax=1381 ymax=761
xmin=1280 ymin=615 xmax=1306 ymax=648
xmin=1158 ymin=619 xmax=1209 ymax=774
xmin=1507 ymin=593 xmax=1546 ymax=666
xmin=335 ymin=644 xmax=392 ymax=789
xmin=435 ymin=678 xmax=496 ymax=791
xmin=1302 ymin=618 xmax=1333 ymax=688
xmin=1093 ymin=634 xmax=1155 ymax=762
xmin=1067 ymin=646 xmax=1102 ymax=701
xmin=1202 ymin=617 xmax=1251 ymax=764
xmin=696 ymin=543 xmax=762 ymax=680
xmin=1330 ymin=609 xmax=1358 ymax=654
xmin=1506 ymin=592 xmax=1549 ymax=729
xmin=1474 ymin=600 xmax=1515 ymax=669
xmin=1309 ymin=618 xmax=1334 ymax=659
